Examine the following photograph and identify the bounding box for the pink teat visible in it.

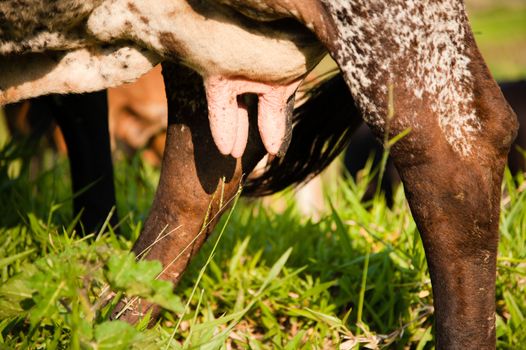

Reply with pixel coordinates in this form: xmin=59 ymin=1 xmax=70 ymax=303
xmin=204 ymin=76 xmax=301 ymax=158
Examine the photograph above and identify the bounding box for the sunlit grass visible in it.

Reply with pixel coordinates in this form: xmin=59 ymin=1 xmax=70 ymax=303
xmin=469 ymin=3 xmax=526 ymax=80
xmin=0 ymin=143 xmax=524 ymax=349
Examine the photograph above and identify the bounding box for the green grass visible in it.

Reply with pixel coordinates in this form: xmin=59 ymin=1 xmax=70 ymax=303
xmin=0 ymin=139 xmax=525 ymax=349
xmin=468 ymin=4 xmax=526 ymax=80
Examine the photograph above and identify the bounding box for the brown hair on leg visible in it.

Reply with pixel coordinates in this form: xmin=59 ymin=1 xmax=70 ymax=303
xmin=294 ymin=1 xmax=518 ymax=347
xmin=114 ymin=62 xmax=266 ymax=323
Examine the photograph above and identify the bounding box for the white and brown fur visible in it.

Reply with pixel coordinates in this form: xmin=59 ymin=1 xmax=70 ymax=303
xmin=0 ymin=0 xmax=324 ymax=104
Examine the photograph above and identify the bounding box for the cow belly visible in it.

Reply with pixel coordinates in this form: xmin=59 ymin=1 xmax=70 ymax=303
xmin=0 ymin=46 xmax=160 ymax=105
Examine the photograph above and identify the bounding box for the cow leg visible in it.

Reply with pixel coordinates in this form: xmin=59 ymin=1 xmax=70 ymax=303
xmin=52 ymin=91 xmax=118 ymax=233
xmin=344 ymin=60 xmax=515 ymax=348
xmin=376 ymin=31 xmax=517 ymax=350
xmin=114 ymin=62 xmax=266 ymax=323
xmin=387 ymin=88 xmax=516 ymax=349
xmin=284 ymin=1 xmax=519 ymax=347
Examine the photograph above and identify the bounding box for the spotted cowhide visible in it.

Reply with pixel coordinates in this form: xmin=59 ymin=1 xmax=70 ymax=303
xmin=0 ymin=1 xmax=518 ymax=349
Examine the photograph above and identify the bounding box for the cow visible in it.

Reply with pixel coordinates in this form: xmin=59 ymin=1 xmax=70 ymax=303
xmin=0 ymin=1 xmax=518 ymax=349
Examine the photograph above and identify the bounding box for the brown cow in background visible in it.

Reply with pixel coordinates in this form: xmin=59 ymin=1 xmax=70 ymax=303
xmin=107 ymin=65 xmax=167 ymax=166
xmin=4 ymin=65 xmax=167 ymax=165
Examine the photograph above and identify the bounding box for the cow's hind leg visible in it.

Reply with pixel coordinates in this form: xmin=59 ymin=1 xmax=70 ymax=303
xmin=359 ymin=50 xmax=517 ymax=350
xmin=114 ymin=62 xmax=266 ymax=323
xmin=301 ymin=2 xmax=519 ymax=347
xmin=364 ymin=56 xmax=516 ymax=349
xmin=389 ymin=85 xmax=516 ymax=348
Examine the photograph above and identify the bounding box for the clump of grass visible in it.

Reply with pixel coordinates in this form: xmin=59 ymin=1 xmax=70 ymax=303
xmin=0 ymin=136 xmax=525 ymax=349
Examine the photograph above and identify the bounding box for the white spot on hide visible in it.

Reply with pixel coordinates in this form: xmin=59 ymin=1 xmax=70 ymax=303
xmin=323 ymin=0 xmax=481 ymax=156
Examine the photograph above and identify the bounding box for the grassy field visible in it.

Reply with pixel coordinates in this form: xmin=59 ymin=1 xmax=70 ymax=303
xmin=1 ymin=2 xmax=526 ymax=350
xmin=0 ymin=140 xmax=525 ymax=349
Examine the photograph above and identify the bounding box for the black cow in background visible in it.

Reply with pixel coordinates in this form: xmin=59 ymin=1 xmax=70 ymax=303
xmin=3 ymin=91 xmax=118 ymax=233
